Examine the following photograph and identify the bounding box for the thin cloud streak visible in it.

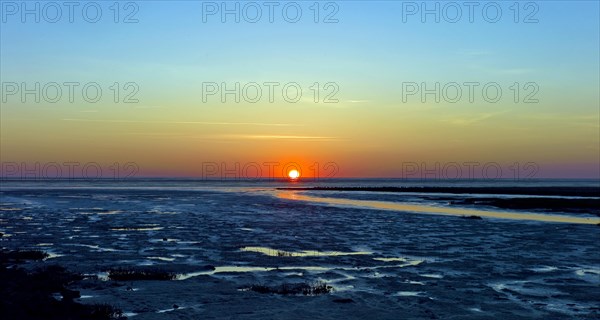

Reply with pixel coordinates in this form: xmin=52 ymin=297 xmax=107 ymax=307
xmin=226 ymin=134 xmax=341 ymax=141
xmin=441 ymin=111 xmax=507 ymax=126
xmin=62 ymin=118 xmax=303 ymax=127
xmin=347 ymin=100 xmax=369 ymax=103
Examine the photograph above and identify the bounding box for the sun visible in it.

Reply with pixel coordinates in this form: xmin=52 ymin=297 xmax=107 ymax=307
xmin=288 ymin=169 xmax=300 ymax=180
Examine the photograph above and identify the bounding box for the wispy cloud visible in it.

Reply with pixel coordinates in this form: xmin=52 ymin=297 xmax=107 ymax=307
xmin=519 ymin=113 xmax=600 ymax=128
xmin=346 ymin=100 xmax=369 ymax=103
xmin=118 ymin=133 xmax=340 ymax=141
xmin=62 ymin=118 xmax=303 ymax=127
xmin=224 ymin=134 xmax=341 ymax=141
xmin=520 ymin=114 xmax=599 ymax=121
xmin=442 ymin=111 xmax=507 ymax=126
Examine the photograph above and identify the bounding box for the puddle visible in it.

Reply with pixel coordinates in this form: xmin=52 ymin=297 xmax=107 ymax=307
xmin=530 ymin=266 xmax=559 ymax=273
xmin=97 ymin=210 xmax=122 ymax=215
xmin=574 ymin=268 xmax=600 ymax=282
xmin=178 ymin=261 xmax=423 ymax=281
xmin=149 ymin=238 xmax=179 ymax=243
xmin=574 ymin=268 xmax=600 ymax=276
xmin=373 ymin=257 xmax=424 ymax=268
xmin=147 ymin=256 xmax=176 ymax=262
xmin=68 ymin=244 xmax=118 ymax=252
xmin=97 ymin=272 xmax=109 ymax=281
xmin=157 ymin=306 xmax=185 ymax=313
xmin=374 ymin=257 xmax=410 ymax=262
xmin=178 ymin=265 xmax=333 ymax=280
xmin=241 ymin=246 xmax=372 ymax=257
xmin=45 ymin=252 xmax=64 ymax=259
xmin=394 ymin=291 xmax=423 ymax=297
xmin=149 ymin=209 xmax=179 ymax=215
xmin=111 ymin=226 xmax=163 ymax=231
xmin=490 ymin=280 xmax=563 ymax=297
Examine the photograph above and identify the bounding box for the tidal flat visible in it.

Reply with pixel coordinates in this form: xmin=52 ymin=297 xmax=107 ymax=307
xmin=1 ymin=180 xmax=599 ymax=319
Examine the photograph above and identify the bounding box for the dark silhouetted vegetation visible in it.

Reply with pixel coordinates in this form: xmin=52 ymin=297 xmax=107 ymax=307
xmin=276 ymin=250 xmax=295 ymax=257
xmin=332 ymin=298 xmax=355 ymax=303
xmin=86 ymin=304 xmax=125 ymax=319
xmin=0 ymin=260 xmax=124 ymax=319
xmin=1 ymin=249 xmax=49 ymax=262
xmin=245 ymin=282 xmax=332 ymax=295
xmin=107 ymin=267 xmax=176 ymax=281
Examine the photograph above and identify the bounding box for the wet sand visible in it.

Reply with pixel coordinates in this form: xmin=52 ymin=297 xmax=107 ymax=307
xmin=1 ymin=185 xmax=599 ymax=319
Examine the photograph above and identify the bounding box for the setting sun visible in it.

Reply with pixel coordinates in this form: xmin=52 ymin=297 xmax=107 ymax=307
xmin=288 ymin=169 xmax=300 ymax=180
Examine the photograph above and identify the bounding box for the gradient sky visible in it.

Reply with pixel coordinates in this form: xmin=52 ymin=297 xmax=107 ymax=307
xmin=1 ymin=1 xmax=599 ymax=178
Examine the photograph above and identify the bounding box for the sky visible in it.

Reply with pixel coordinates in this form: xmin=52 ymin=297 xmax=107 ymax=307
xmin=1 ymin=0 xmax=599 ymax=179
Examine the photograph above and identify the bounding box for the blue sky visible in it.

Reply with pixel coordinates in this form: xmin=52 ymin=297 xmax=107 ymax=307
xmin=1 ymin=1 xmax=599 ymax=178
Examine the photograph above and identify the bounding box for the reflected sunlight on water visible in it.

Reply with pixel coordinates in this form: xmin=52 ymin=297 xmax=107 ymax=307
xmin=276 ymin=191 xmax=600 ymax=225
